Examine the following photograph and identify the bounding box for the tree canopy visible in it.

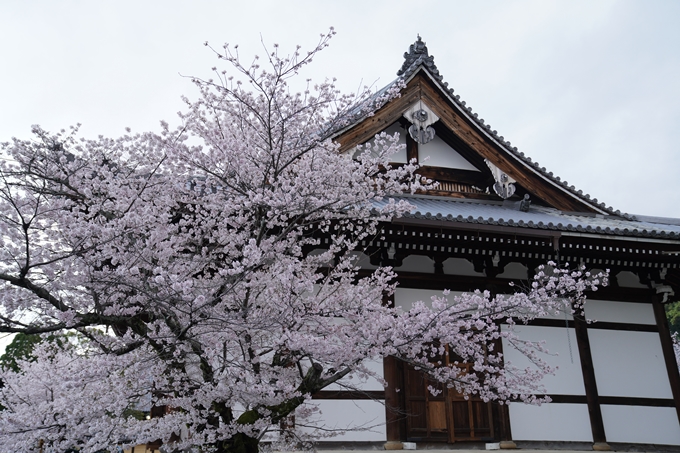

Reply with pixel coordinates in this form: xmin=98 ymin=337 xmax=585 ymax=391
xmin=0 ymin=32 xmax=607 ymax=453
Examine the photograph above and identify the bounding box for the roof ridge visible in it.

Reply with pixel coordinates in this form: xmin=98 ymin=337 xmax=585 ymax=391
xmin=397 ymin=35 xmax=442 ymax=81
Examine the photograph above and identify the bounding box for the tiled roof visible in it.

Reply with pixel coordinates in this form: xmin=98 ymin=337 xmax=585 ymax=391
xmin=375 ymin=196 xmax=680 ymax=240
xmin=395 ymin=37 xmax=625 ymax=218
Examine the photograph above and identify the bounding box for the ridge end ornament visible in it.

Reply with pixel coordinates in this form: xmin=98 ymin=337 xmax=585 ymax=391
xmin=485 ymin=159 xmax=516 ymax=199
xmin=404 ymin=102 xmax=439 ymax=144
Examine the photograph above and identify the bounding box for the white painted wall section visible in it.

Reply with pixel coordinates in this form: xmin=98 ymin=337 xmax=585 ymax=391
xmin=589 ymin=329 xmax=672 ymax=398
xmin=325 ymin=358 xmax=385 ymax=391
xmin=394 ymin=287 xmax=466 ymax=310
xmin=601 ymin=405 xmax=680 ymax=445
xmin=395 ymin=255 xmax=434 ymax=273
xmin=297 ymin=399 xmax=386 ymax=441
xmin=418 ymin=134 xmax=478 ymax=170
xmin=442 ymin=257 xmax=484 ymax=276
xmin=502 ymin=325 xmax=585 ymax=395
xmin=584 ymin=300 xmax=656 ymax=325
xmin=508 ymin=403 xmax=592 ymax=441
xmin=354 ymin=123 xmax=407 ymax=163
xmin=496 ymin=262 xmax=528 ymax=279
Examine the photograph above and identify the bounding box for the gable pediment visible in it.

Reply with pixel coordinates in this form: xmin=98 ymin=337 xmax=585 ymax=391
xmin=335 ymin=58 xmax=614 ymax=215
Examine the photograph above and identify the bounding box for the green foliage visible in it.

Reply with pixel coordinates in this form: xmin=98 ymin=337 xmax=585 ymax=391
xmin=666 ymin=300 xmax=680 ymax=336
xmin=0 ymin=333 xmax=43 ymax=372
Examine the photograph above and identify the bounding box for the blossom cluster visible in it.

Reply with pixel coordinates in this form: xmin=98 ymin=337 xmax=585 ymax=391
xmin=0 ymin=32 xmax=606 ymax=453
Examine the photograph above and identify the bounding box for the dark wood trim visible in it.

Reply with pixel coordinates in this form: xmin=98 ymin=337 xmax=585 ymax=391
xmin=384 ymin=291 xmax=405 ymax=442
xmin=415 ymin=166 xmax=487 ymax=186
xmin=493 ymin=337 xmax=513 ymax=442
xmin=526 ymin=318 xmax=658 ymax=333
xmin=311 ymin=390 xmax=385 ymax=400
xmin=392 ymin=216 xmax=563 ymax=239
xmin=372 ymin=270 xmax=655 ymax=302
xmin=573 ymin=316 xmax=607 ymax=443
xmin=406 ymin=131 xmax=418 ymax=164
xmin=383 ymin=355 xmax=404 ymax=442
xmin=542 ymin=394 xmax=675 ymax=407
xmin=652 ymin=297 xmax=680 ymax=425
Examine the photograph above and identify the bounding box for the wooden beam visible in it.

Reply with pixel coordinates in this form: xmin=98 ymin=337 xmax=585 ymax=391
xmin=335 ymin=82 xmax=422 ymax=151
xmin=652 ymin=296 xmax=680 ymax=425
xmin=415 ymin=166 xmax=487 ymax=186
xmin=573 ymin=316 xmax=607 ymax=443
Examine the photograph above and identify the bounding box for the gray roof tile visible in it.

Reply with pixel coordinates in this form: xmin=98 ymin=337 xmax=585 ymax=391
xmin=375 ymin=196 xmax=680 ymax=240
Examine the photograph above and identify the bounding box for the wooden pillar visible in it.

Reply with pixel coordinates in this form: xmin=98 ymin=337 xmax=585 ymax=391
xmin=652 ymin=296 xmax=680 ymax=425
xmin=493 ymin=336 xmax=515 ymax=448
xmin=383 ymin=355 xmax=404 ymax=446
xmin=406 ymin=131 xmax=418 ymax=164
xmin=573 ymin=316 xmax=608 ymax=446
xmin=383 ymin=292 xmax=404 ymax=449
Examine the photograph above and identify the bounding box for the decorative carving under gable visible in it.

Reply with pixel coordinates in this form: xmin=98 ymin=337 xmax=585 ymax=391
xmin=485 ymin=159 xmax=516 ymax=199
xmin=404 ymin=101 xmax=439 ymax=145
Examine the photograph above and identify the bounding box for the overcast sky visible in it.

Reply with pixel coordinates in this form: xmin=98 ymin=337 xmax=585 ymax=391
xmin=1 ymin=0 xmax=679 ymax=219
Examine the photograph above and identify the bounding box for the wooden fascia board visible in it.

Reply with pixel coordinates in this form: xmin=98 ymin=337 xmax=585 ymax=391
xmin=416 ymin=77 xmax=600 ymax=213
xmin=335 ymin=81 xmax=422 ymax=151
xmin=334 ymin=68 xmax=605 ymax=214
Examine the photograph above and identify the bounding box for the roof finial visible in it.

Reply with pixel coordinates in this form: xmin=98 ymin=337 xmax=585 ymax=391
xmin=397 ymin=35 xmax=441 ymax=80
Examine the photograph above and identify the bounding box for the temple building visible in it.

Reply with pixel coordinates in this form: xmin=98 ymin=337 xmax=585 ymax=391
xmin=306 ymin=36 xmax=680 ymax=450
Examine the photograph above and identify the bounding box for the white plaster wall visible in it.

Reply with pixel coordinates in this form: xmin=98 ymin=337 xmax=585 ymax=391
xmin=615 ymin=271 xmax=648 ymax=288
xmin=394 ymin=287 xmax=466 ymax=310
xmin=418 ymin=134 xmax=478 ymax=170
xmin=538 ymin=306 xmax=574 ymax=321
xmin=584 ymin=300 xmax=656 ymax=325
xmin=496 ymin=262 xmax=528 ymax=280
xmin=502 ymin=325 xmax=585 ymax=395
xmin=297 ymin=399 xmax=386 ymax=441
xmin=442 ymin=257 xmax=484 ymax=276
xmin=589 ymin=329 xmax=672 ymax=398
xmin=395 ymin=254 xmax=435 ymax=273
xmin=350 ymin=251 xmax=379 ymax=270
xmin=325 ymin=358 xmax=385 ymax=391
xmin=354 ymin=123 xmax=407 ymax=163
xmin=601 ymin=405 xmax=680 ymax=445
xmin=508 ymin=403 xmax=592 ymax=441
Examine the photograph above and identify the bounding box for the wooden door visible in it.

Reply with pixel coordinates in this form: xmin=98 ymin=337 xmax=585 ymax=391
xmin=404 ymin=358 xmax=494 ymax=443
xmin=445 ymin=364 xmax=494 ymax=442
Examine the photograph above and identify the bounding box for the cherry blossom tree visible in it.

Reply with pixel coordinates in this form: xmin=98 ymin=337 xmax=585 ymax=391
xmin=0 ymin=31 xmax=607 ymax=453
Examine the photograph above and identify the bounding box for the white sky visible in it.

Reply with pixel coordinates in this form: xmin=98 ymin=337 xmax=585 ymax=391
xmin=1 ymin=0 xmax=679 ymax=220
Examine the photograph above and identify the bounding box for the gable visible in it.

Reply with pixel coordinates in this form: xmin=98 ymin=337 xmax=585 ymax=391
xmin=334 ymin=42 xmax=616 ymax=216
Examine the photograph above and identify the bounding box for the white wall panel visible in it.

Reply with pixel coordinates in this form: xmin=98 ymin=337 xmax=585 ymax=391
xmin=502 ymin=325 xmax=585 ymax=395
xmin=589 ymin=329 xmax=672 ymax=398
xmin=615 ymin=271 xmax=648 ymax=288
xmin=325 ymin=358 xmax=385 ymax=391
xmin=298 ymin=399 xmax=386 ymax=441
xmin=601 ymin=405 xmax=680 ymax=445
xmin=508 ymin=403 xmax=592 ymax=441
xmin=394 ymin=288 xmax=466 ymax=310
xmin=496 ymin=262 xmax=528 ymax=279
xmin=395 ymin=255 xmax=434 ymax=273
xmin=442 ymin=257 xmax=484 ymax=276
xmin=354 ymin=123 xmax=407 ymax=163
xmin=419 ymin=134 xmax=478 ymax=170
xmin=584 ymin=300 xmax=656 ymax=325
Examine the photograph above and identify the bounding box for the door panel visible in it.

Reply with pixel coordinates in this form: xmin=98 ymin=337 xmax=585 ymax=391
xmin=404 ymin=360 xmax=495 ymax=443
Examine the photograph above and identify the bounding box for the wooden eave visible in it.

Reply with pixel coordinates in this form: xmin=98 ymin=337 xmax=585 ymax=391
xmin=335 ymin=69 xmax=604 ymax=214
